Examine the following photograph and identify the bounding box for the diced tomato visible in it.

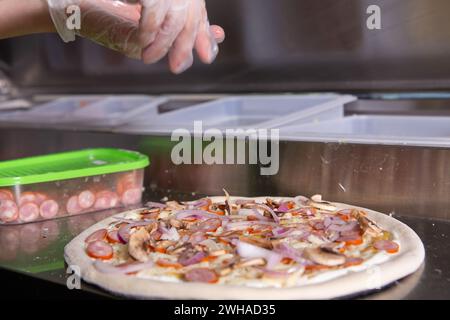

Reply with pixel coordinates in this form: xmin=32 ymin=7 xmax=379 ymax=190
xmin=156 ymin=259 xmax=183 ymax=269
xmin=208 ymin=209 xmax=225 ymax=216
xmin=155 ymin=247 xmax=167 ymax=254
xmin=201 ymin=255 xmax=218 ymax=263
xmin=246 ymin=227 xmax=256 ymax=234
xmin=281 ymin=257 xmax=293 ymax=264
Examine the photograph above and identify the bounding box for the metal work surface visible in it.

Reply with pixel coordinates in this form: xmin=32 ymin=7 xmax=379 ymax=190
xmin=0 ymin=126 xmax=449 ymax=299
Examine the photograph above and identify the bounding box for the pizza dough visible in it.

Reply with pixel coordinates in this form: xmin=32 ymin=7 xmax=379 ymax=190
xmin=64 ymin=196 xmax=425 ymax=299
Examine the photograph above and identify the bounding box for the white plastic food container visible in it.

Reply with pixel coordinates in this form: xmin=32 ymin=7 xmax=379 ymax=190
xmin=118 ymin=94 xmax=356 ymax=134
xmin=280 ymin=115 xmax=450 ymax=146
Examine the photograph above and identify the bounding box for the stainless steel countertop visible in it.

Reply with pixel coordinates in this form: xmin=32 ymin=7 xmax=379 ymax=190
xmin=0 ymin=124 xmax=449 ymax=299
xmin=0 ymin=190 xmax=448 ymax=300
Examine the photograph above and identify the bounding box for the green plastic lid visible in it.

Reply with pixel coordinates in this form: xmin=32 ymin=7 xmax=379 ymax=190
xmin=0 ymin=148 xmax=150 ymax=187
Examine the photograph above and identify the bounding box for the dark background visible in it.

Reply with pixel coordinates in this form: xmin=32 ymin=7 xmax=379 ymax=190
xmin=2 ymin=0 xmax=450 ymax=94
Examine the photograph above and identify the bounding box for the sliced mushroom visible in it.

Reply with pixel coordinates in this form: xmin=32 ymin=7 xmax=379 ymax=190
xmin=354 ymin=210 xmax=383 ymax=237
xmin=236 ymin=258 xmax=266 ymax=268
xmin=169 ymin=218 xmax=183 ymax=228
xmin=308 ymin=194 xmax=337 ymax=212
xmin=128 ymin=228 xmax=151 ymax=262
xmin=304 ymin=247 xmax=346 ymax=266
xmin=210 ymin=249 xmax=228 ymax=256
xmin=166 ymin=201 xmax=185 ymax=210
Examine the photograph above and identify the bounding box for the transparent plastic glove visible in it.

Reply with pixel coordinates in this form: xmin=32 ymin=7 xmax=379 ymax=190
xmin=138 ymin=0 xmax=225 ymax=74
xmin=47 ymin=0 xmax=142 ymax=59
xmin=48 ymin=0 xmax=225 ymax=73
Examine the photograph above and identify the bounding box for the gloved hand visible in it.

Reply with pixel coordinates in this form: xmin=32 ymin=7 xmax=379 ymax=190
xmin=47 ymin=0 xmax=225 ymax=74
xmin=137 ymin=0 xmax=225 ymax=73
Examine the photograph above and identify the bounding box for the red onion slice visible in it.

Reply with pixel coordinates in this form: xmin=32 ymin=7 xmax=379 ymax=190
xmin=271 ymin=227 xmax=295 ymax=238
xmin=188 ymin=232 xmax=207 ymax=245
xmin=187 ymin=198 xmax=210 ymax=209
xmin=193 ymin=218 xmax=222 ymax=233
xmin=94 ymin=260 xmax=154 ymax=274
xmin=327 ymin=221 xmax=359 ymax=233
xmin=277 ymin=202 xmax=290 ymax=213
xmin=145 ymin=201 xmax=166 ymax=209
xmin=246 ymin=203 xmax=280 ymax=223
xmin=236 ymin=241 xmax=282 ymax=269
xmin=274 ymin=242 xmax=306 ymax=264
xmin=178 ymin=251 xmax=206 ymax=266
xmin=160 ymin=226 xmax=180 ymax=241
xmin=117 ymin=221 xmax=155 ymax=244
xmin=289 ymin=207 xmax=315 ymax=215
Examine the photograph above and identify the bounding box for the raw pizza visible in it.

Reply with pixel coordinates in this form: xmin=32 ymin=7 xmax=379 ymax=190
xmin=64 ymin=194 xmax=425 ymax=299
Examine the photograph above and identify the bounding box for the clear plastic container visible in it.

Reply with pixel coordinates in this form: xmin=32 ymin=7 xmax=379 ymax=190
xmin=2 ymin=95 xmax=164 ymax=127
xmin=0 ymin=149 xmax=149 ymax=225
xmin=119 ymin=94 xmax=356 ymax=134
xmin=68 ymin=96 xmax=166 ymax=127
xmin=280 ymin=115 xmax=450 ymax=146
